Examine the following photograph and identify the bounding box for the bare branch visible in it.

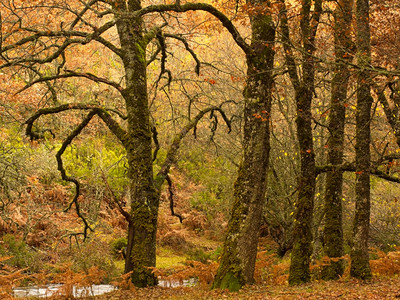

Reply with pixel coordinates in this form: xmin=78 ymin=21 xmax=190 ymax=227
xmin=155 ymin=106 xmax=231 ymax=190
xmin=316 ymin=163 xmax=400 ymax=184
xmin=164 ymin=33 xmax=200 ymax=75
xmin=17 ymin=70 xmax=124 ymax=94
xmin=69 ymin=0 xmax=104 ymax=30
xmin=152 ymin=125 xmax=160 ymax=162
xmin=166 ymin=175 xmax=183 ymax=223
xmin=101 ymin=169 xmax=131 ymax=222
xmin=56 ymin=111 xmax=97 ymax=240
xmin=25 ymin=103 xmax=127 ymax=142
xmin=1 ymin=21 xmax=122 ymax=65
xmin=136 ymin=3 xmax=251 ymax=54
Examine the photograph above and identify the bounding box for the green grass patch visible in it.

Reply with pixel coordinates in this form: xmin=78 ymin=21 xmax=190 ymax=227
xmin=156 ymin=247 xmax=186 ymax=269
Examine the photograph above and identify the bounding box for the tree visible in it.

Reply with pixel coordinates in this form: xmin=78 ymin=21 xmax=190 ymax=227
xmin=1 ymin=0 xmax=230 ymax=287
xmin=138 ymin=1 xmax=277 ymax=290
xmin=279 ymin=0 xmax=322 ymax=284
xmin=211 ymin=0 xmax=276 ymax=290
xmin=350 ymin=0 xmax=373 ymax=279
xmin=322 ymin=0 xmax=354 ymax=280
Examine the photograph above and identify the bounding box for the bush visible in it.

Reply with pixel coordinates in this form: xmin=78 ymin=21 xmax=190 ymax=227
xmin=0 ymin=234 xmax=44 ymax=273
xmin=370 ymin=248 xmax=400 ymax=276
xmin=67 ymin=239 xmax=118 ymax=283
xmin=186 ymin=248 xmax=210 ymax=264
xmin=110 ymin=237 xmax=127 ymax=258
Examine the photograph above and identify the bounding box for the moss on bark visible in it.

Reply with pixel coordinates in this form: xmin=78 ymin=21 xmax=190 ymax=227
xmin=115 ymin=2 xmax=159 ymax=287
xmin=213 ymin=4 xmax=275 ymax=291
xmin=350 ymin=0 xmax=372 ymax=281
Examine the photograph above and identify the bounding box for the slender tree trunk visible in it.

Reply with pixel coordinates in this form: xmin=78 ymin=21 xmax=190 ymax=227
xmin=322 ymin=0 xmax=353 ymax=280
xmin=350 ymin=0 xmax=372 ymax=280
xmin=212 ymin=5 xmax=275 ymax=291
xmin=287 ymin=0 xmax=321 ymax=285
xmin=115 ymin=0 xmax=159 ymax=286
xmin=288 ymin=86 xmax=316 ymax=284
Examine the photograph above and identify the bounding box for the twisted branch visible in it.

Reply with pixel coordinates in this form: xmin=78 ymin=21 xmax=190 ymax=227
xmin=56 ymin=111 xmax=97 ymax=240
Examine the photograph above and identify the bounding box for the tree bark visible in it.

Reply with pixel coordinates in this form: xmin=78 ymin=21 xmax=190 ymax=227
xmin=115 ymin=0 xmax=159 ymax=287
xmin=322 ymin=0 xmax=353 ymax=281
xmin=285 ymin=0 xmax=322 ymax=285
xmin=212 ymin=3 xmax=275 ymax=291
xmin=288 ymin=86 xmax=316 ymax=285
xmin=350 ymin=0 xmax=372 ymax=280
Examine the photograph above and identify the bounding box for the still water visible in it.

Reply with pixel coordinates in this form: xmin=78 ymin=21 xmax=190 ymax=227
xmin=13 ymin=284 xmax=116 ymax=298
xmin=13 ymin=279 xmax=196 ymax=298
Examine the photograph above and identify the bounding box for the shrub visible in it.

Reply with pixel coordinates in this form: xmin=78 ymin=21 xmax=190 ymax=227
xmin=67 ymin=239 xmax=118 ymax=283
xmin=370 ymin=248 xmax=400 ymax=276
xmin=0 ymin=234 xmax=37 ymax=271
xmin=186 ymin=248 xmax=210 ymax=264
xmin=110 ymin=237 xmax=127 ymax=258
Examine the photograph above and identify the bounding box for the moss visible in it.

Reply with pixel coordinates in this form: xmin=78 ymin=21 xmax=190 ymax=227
xmin=131 ymin=264 xmax=158 ymax=287
xmin=322 ymin=192 xmax=344 ymax=279
xmin=212 ymin=166 xmax=248 ymax=290
xmin=128 ymin=196 xmax=159 ymax=287
xmin=350 ymin=249 xmax=372 ymax=280
xmin=135 ymin=40 xmax=146 ymax=65
xmin=217 ymin=272 xmax=242 ymax=292
xmin=156 ymin=253 xmax=186 ymax=269
xmin=288 ymin=240 xmax=312 ymax=285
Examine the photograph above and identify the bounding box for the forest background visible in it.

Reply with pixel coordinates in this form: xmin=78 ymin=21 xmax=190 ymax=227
xmin=1 ymin=0 xmax=400 ymax=298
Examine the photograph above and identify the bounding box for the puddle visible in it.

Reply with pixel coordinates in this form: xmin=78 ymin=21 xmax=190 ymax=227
xmin=158 ymin=278 xmax=197 ymax=288
xmin=13 ymin=278 xmax=197 ymax=298
xmin=13 ymin=284 xmax=116 ymax=298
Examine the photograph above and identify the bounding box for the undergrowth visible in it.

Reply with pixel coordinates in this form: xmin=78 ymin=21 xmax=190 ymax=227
xmin=1 ymin=247 xmax=400 ymax=298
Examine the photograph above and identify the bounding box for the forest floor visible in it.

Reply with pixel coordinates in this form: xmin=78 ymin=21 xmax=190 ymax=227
xmin=95 ymin=277 xmax=400 ymax=299
xmin=2 ymin=173 xmax=400 ymax=299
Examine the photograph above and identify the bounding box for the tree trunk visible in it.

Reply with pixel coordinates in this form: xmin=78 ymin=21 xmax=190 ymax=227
xmin=212 ymin=7 xmax=275 ymax=291
xmin=287 ymin=0 xmax=321 ymax=285
xmin=288 ymin=85 xmax=316 ymax=284
xmin=115 ymin=0 xmax=159 ymax=287
xmin=350 ymin=0 xmax=372 ymax=280
xmin=322 ymin=0 xmax=353 ymax=281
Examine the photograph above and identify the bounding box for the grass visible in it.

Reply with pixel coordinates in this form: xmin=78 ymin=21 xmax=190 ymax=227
xmin=157 ymin=256 xmax=186 ymax=269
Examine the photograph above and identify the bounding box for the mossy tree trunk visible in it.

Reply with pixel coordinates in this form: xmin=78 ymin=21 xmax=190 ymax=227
xmin=280 ymin=0 xmax=322 ymax=285
xmin=114 ymin=0 xmax=159 ymax=287
xmin=322 ymin=0 xmax=353 ymax=281
xmin=288 ymin=85 xmax=316 ymax=285
xmin=350 ymin=0 xmax=373 ymax=280
xmin=212 ymin=2 xmax=276 ymax=291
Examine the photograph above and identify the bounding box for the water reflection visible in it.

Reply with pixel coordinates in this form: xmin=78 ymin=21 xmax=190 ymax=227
xmin=13 ymin=284 xmax=116 ymax=298
xmin=13 ymin=278 xmax=197 ymax=298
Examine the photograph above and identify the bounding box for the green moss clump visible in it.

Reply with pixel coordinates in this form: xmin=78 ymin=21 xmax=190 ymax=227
xmin=218 ymin=272 xmax=242 ymax=292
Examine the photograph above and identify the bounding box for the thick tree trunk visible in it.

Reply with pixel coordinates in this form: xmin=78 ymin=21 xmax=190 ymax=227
xmin=115 ymin=0 xmax=159 ymax=286
xmin=212 ymin=8 xmax=275 ymax=291
xmin=322 ymin=0 xmax=353 ymax=281
xmin=351 ymin=0 xmax=372 ymax=280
